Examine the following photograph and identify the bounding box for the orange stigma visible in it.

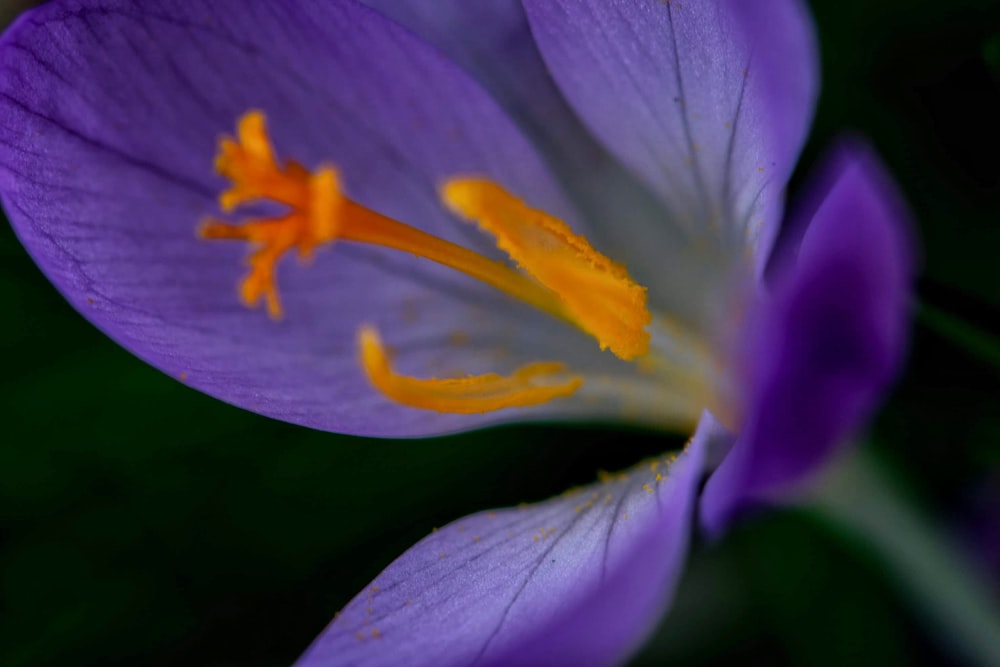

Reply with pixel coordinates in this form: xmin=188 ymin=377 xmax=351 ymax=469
xmin=200 ymin=110 xmax=655 ymax=413
xmin=199 ymin=111 xmax=341 ymax=319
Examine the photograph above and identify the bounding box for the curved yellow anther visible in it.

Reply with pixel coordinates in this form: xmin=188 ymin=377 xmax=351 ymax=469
xmin=441 ymin=179 xmax=652 ymax=360
xmin=358 ymin=326 xmax=583 ymax=413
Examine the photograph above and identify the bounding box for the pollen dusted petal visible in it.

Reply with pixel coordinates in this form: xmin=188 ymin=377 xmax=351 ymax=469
xmin=297 ymin=414 xmax=725 ymax=667
xmin=442 ymin=179 xmax=652 ymax=361
xmin=358 ymin=326 xmax=583 ymax=413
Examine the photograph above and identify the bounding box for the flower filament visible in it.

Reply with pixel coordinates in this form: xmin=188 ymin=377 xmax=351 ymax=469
xmin=200 ymin=111 xmax=652 ymax=413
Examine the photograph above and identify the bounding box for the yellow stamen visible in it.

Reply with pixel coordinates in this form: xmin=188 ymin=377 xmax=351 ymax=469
xmin=442 ymin=180 xmax=651 ymax=360
xmin=358 ymin=326 xmax=582 ymax=413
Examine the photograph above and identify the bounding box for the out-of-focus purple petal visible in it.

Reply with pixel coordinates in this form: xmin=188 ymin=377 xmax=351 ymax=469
xmin=0 ymin=0 xmax=606 ymax=437
xmin=701 ymin=143 xmax=916 ymax=534
xmin=356 ymin=0 xmax=594 ymax=178
xmin=523 ymin=0 xmax=819 ymax=272
xmin=297 ymin=414 xmax=729 ymax=667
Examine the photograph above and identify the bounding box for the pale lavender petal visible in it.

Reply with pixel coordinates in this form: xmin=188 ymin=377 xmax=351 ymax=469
xmin=357 ymin=0 xmax=697 ymax=323
xmin=357 ymin=0 xmax=596 ymax=178
xmin=297 ymin=414 xmax=729 ymax=667
xmin=523 ymin=0 xmax=819 ymax=272
xmin=0 ymin=0 xmax=611 ymax=437
xmin=701 ymin=142 xmax=916 ymax=534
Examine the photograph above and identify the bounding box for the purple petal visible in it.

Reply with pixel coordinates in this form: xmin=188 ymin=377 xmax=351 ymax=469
xmin=297 ymin=414 xmax=728 ymax=667
xmin=357 ymin=0 xmax=700 ymax=322
xmin=0 ymin=0 xmax=605 ymax=437
xmin=700 ymin=142 xmax=917 ymax=534
xmin=523 ymin=0 xmax=819 ymax=271
xmin=356 ymin=0 xmax=593 ymax=176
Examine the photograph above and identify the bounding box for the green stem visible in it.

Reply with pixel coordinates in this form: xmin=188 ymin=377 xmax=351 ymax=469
xmin=806 ymin=448 xmax=1000 ymax=667
xmin=918 ymin=301 xmax=1000 ymax=373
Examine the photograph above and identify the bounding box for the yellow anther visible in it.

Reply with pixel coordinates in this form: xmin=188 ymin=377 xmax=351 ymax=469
xmin=358 ymin=326 xmax=583 ymax=413
xmin=441 ymin=179 xmax=652 ymax=360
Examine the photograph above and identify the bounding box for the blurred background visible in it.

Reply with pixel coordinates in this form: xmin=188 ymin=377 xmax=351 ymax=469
xmin=0 ymin=0 xmax=997 ymax=665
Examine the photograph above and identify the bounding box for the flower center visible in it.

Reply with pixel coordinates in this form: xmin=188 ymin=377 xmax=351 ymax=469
xmin=199 ymin=111 xmax=652 ymax=413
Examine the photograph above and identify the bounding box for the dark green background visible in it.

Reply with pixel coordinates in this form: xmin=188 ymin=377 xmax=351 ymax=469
xmin=1 ymin=0 xmax=998 ymax=665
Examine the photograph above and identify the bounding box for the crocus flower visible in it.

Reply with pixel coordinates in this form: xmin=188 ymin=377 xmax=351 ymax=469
xmin=0 ymin=0 xmax=913 ymax=665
